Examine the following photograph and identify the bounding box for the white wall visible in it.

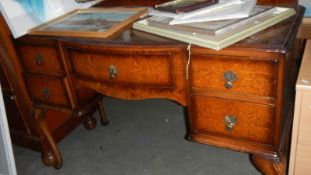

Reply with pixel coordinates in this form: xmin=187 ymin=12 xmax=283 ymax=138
xmin=0 ymin=85 xmax=17 ymax=175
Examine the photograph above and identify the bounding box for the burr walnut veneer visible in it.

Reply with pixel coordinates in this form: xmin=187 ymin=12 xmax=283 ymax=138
xmin=0 ymin=1 xmax=305 ymax=174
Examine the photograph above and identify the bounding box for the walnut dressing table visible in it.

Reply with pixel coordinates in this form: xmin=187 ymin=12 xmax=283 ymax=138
xmin=0 ymin=0 xmax=305 ymax=175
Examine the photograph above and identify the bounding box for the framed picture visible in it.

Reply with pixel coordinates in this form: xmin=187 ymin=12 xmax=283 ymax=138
xmin=155 ymin=0 xmax=218 ymax=13
xmin=29 ymin=7 xmax=147 ymax=38
xmin=0 ymin=0 xmax=103 ymax=38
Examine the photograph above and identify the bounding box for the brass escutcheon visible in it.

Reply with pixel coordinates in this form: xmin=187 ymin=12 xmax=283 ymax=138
xmin=108 ymin=65 xmax=118 ymax=79
xmin=35 ymin=53 xmax=43 ymax=65
xmin=224 ymin=71 xmax=237 ymax=89
xmin=42 ymin=87 xmax=50 ymax=99
xmin=224 ymin=115 xmax=237 ymax=131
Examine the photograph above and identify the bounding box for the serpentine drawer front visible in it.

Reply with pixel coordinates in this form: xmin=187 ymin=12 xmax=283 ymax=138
xmin=65 ymin=45 xmax=177 ymax=89
xmin=191 ymin=95 xmax=274 ymax=144
xmin=16 ymin=41 xmax=64 ymax=76
xmin=190 ymin=55 xmax=276 ymax=98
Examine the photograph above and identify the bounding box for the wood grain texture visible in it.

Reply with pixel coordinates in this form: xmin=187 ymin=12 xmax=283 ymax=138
xmin=16 ymin=42 xmax=64 ymax=76
xmin=23 ymin=74 xmax=72 ymax=108
xmin=251 ymin=154 xmax=286 ymax=175
xmin=190 ymin=54 xmax=276 ymax=98
xmin=191 ymin=95 xmax=274 ymax=144
xmin=63 ymin=43 xmax=188 ymax=106
xmin=67 ymin=46 xmax=174 ymax=88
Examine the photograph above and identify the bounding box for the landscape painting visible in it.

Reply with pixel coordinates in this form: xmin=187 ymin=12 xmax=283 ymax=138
xmin=29 ymin=7 xmax=147 ymax=38
xmin=44 ymin=11 xmax=136 ymax=32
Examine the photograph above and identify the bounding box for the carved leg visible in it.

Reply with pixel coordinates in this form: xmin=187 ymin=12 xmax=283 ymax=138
xmin=97 ymin=100 xmax=109 ymax=125
xmin=251 ymin=154 xmax=286 ymax=175
xmin=34 ymin=108 xmax=63 ymax=169
xmin=83 ymin=116 xmax=97 ymax=130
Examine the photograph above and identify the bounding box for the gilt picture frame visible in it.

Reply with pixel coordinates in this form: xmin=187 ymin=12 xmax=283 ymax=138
xmin=29 ymin=7 xmax=147 ymax=38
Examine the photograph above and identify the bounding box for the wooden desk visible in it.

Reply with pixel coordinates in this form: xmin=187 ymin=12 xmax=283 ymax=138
xmin=0 ymin=5 xmax=305 ymax=175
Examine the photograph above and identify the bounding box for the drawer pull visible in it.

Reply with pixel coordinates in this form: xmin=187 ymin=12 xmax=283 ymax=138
xmin=224 ymin=71 xmax=237 ymax=89
xmin=108 ymin=65 xmax=118 ymax=79
xmin=34 ymin=53 xmax=43 ymax=65
xmin=42 ymin=87 xmax=50 ymax=99
xmin=224 ymin=115 xmax=237 ymax=131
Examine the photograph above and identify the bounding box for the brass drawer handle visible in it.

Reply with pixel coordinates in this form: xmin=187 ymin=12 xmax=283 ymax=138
xmin=42 ymin=87 xmax=50 ymax=99
xmin=224 ymin=71 xmax=237 ymax=89
xmin=34 ymin=53 xmax=43 ymax=65
xmin=108 ymin=65 xmax=118 ymax=79
xmin=224 ymin=115 xmax=237 ymax=131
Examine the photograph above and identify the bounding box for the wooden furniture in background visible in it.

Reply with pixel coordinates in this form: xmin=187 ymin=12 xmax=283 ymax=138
xmin=0 ymin=14 xmax=108 ymax=169
xmin=289 ymin=40 xmax=311 ymax=175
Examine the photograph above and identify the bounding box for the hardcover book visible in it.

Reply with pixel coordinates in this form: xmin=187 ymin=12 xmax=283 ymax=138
xmin=155 ymin=0 xmax=219 ymax=14
xmin=134 ymin=6 xmax=295 ymax=50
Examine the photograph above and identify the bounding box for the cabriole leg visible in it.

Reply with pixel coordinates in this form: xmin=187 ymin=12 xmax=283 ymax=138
xmin=34 ymin=108 xmax=63 ymax=169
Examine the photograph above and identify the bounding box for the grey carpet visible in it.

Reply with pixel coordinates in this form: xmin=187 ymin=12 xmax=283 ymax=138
xmin=13 ymin=97 xmax=261 ymax=175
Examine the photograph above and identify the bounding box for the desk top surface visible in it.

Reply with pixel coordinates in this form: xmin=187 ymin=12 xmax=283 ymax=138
xmin=22 ymin=6 xmax=304 ymax=53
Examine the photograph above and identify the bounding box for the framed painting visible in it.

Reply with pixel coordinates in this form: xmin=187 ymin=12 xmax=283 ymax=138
xmin=29 ymin=7 xmax=147 ymax=38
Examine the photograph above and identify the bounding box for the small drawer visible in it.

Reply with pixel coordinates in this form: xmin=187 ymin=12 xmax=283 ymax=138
xmin=24 ymin=74 xmax=72 ymax=108
xmin=190 ymin=55 xmax=276 ymax=97
xmin=65 ymin=46 xmax=177 ymax=89
xmin=190 ymin=95 xmax=274 ymax=144
xmin=17 ymin=44 xmax=64 ymax=76
xmin=297 ymin=92 xmax=311 ymax=145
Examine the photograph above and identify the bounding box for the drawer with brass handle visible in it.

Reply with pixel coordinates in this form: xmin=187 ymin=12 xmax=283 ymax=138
xmin=16 ymin=44 xmax=64 ymax=76
xmin=190 ymin=95 xmax=274 ymax=144
xmin=65 ymin=46 xmax=180 ymax=89
xmin=24 ymin=74 xmax=73 ymax=108
xmin=190 ymin=55 xmax=276 ymax=98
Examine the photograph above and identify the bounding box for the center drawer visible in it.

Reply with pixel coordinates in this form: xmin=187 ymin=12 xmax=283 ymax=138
xmin=190 ymin=55 xmax=277 ymax=97
xmin=65 ymin=46 xmax=177 ymax=89
xmin=190 ymin=95 xmax=274 ymax=144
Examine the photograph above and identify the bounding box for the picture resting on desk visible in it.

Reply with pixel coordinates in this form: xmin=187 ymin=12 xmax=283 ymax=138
xmin=44 ymin=11 xmax=137 ymax=32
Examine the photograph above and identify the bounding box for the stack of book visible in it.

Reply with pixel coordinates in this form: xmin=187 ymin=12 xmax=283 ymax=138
xmin=133 ymin=0 xmax=296 ymax=50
